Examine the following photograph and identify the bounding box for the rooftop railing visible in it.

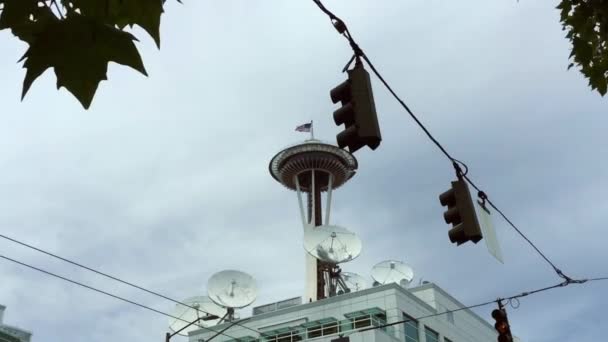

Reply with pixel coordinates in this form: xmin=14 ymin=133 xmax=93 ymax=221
xmin=225 ymin=313 xmax=395 ymax=342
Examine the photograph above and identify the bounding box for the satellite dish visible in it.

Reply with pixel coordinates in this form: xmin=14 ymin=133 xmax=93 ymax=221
xmin=168 ymin=296 xmax=227 ymax=336
xmin=341 ymin=272 xmax=368 ymax=292
xmin=303 ymin=225 xmax=362 ymax=264
xmin=208 ymin=270 xmax=258 ymax=309
xmin=371 ymin=260 xmax=414 ymax=287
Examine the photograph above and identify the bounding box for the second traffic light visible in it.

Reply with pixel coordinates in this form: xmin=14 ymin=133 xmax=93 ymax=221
xmin=439 ymin=178 xmax=483 ymax=245
xmin=330 ymin=62 xmax=381 ymax=153
xmin=491 ymin=308 xmax=513 ymax=342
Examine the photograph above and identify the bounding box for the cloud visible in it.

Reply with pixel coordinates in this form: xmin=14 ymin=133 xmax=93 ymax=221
xmin=0 ymin=1 xmax=605 ymax=342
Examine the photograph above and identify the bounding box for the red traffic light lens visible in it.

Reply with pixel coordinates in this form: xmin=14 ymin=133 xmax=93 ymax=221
xmin=495 ymin=321 xmax=509 ymax=334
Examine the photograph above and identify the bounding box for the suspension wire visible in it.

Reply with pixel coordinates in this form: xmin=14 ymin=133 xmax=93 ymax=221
xmin=3 ymin=248 xmax=605 ymax=340
xmin=357 ymin=277 xmax=606 ymax=334
xmin=0 ymin=253 xmax=242 ymax=340
xmin=468 ymin=175 xmax=567 ymax=279
xmin=311 ymin=0 xmax=569 ymax=280
xmin=573 ymin=277 xmax=608 ymax=283
xmin=0 ymin=233 xmax=261 ymax=336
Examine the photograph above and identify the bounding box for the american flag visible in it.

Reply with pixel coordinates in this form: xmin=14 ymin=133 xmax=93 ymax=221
xmin=295 ymin=122 xmax=312 ymax=132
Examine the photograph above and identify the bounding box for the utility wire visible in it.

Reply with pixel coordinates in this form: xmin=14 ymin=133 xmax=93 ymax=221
xmin=577 ymin=277 xmax=608 ymax=283
xmin=462 ymin=174 xmax=567 ymax=279
xmin=3 ymin=248 xmax=605 ymax=340
xmin=311 ymin=0 xmax=568 ymax=280
xmin=0 ymin=253 xmax=241 ymax=340
xmin=357 ymin=277 xmax=605 ymax=335
xmin=0 ymin=233 xmax=261 ymax=336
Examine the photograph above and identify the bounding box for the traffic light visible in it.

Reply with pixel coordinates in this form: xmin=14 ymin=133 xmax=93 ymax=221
xmin=491 ymin=308 xmax=513 ymax=342
xmin=439 ymin=178 xmax=482 ymax=245
xmin=330 ymin=62 xmax=381 ymax=153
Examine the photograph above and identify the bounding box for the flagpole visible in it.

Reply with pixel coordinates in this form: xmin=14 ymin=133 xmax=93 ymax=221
xmin=310 ymin=120 xmax=314 ymax=140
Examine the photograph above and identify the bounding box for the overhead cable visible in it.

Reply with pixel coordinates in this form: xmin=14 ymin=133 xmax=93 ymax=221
xmin=357 ymin=277 xmax=605 ymax=335
xmin=0 ymin=232 xmax=261 ymax=336
xmin=2 ymin=250 xmax=604 ymax=340
xmin=311 ymin=0 xmax=569 ymax=280
xmin=0 ymin=253 xmax=240 ymax=340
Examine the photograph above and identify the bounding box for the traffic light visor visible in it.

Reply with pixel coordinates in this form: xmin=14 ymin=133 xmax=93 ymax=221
xmin=439 ymin=187 xmax=456 ymax=206
xmin=334 ymin=103 xmax=354 ymax=125
xmin=492 ymin=309 xmax=506 ymax=320
xmin=330 ymin=80 xmax=351 ymax=104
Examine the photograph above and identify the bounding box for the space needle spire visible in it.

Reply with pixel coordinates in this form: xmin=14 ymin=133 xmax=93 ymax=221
xmin=269 ymin=129 xmax=358 ymax=301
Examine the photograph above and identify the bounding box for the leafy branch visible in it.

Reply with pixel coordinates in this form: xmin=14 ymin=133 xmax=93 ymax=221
xmin=558 ymin=0 xmax=608 ymax=96
xmin=1 ymin=1 xmax=605 ymax=108
xmin=0 ymin=0 xmax=173 ymax=108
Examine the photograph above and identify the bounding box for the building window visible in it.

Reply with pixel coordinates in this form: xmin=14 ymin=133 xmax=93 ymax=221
xmin=306 ymin=322 xmax=338 ymax=339
xmin=260 ymin=329 xmax=302 ymax=342
xmin=352 ymin=315 xmax=372 ymax=328
xmin=277 ymin=332 xmax=302 ymax=342
xmin=322 ymin=322 xmax=339 ymax=336
xmin=444 ymin=338 xmax=453 ymax=342
xmin=403 ymin=314 xmax=419 ymax=342
xmin=306 ymin=325 xmax=322 ymax=339
xmin=425 ymin=327 xmax=439 ymax=342
xmin=344 ymin=308 xmax=386 ymax=330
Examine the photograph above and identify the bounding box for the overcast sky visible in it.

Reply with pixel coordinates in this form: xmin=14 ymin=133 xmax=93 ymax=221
xmin=0 ymin=1 xmax=606 ymax=341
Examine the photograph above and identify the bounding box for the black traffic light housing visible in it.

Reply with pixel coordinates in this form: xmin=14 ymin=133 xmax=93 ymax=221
xmin=330 ymin=62 xmax=381 ymax=153
xmin=439 ymin=178 xmax=482 ymax=245
xmin=491 ymin=308 xmax=513 ymax=342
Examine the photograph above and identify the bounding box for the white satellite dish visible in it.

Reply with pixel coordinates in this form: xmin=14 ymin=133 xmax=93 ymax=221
xmin=303 ymin=225 xmax=362 ymax=264
xmin=371 ymin=260 xmax=414 ymax=287
xmin=341 ymin=272 xmax=368 ymax=292
xmin=207 ymin=270 xmax=258 ymax=309
xmin=168 ymin=296 xmax=227 ymax=336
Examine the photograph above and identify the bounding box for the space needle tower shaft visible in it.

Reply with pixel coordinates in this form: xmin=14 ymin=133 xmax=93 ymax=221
xmin=270 ymin=138 xmax=357 ymax=301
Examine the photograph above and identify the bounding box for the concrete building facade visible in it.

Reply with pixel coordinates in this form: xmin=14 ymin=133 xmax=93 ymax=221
xmin=189 ymin=283 xmax=496 ymax=342
xmin=0 ymin=305 xmax=31 ymax=342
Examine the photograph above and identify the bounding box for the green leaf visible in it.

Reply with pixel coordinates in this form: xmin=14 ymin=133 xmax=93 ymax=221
xmin=0 ymin=0 xmax=55 ymax=43
xmin=70 ymin=0 xmax=164 ymax=47
xmin=557 ymin=0 xmax=572 ymax=22
xmin=0 ymin=0 xmax=38 ymax=29
xmin=114 ymin=0 xmax=164 ymax=48
xmin=589 ymin=65 xmax=607 ymax=95
xmin=572 ymin=37 xmax=593 ymax=64
xmin=20 ymin=13 xmax=147 ymax=108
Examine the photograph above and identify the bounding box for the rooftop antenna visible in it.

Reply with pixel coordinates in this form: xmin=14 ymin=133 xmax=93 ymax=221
xmin=167 ymin=296 xmax=225 ymax=339
xmin=303 ymin=224 xmax=362 ymax=297
xmin=207 ymin=270 xmax=258 ymax=323
xmin=270 ymin=137 xmax=358 ymax=301
xmin=341 ymin=272 xmax=368 ymax=293
xmin=371 ymin=260 xmax=414 ymax=288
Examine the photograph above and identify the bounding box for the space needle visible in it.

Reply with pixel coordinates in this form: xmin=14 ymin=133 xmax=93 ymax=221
xmin=269 ymin=123 xmax=358 ymax=301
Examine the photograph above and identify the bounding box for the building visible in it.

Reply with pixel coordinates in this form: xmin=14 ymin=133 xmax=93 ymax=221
xmin=189 ymin=282 xmax=496 ymax=342
xmin=0 ymin=305 xmax=32 ymax=342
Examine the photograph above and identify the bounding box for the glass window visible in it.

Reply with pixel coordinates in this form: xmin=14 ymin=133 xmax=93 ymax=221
xmin=306 ymin=325 xmax=322 ymax=339
xmin=352 ymin=315 xmax=372 ymax=328
xmin=306 ymin=323 xmax=339 ymax=338
xmin=277 ymin=332 xmax=302 ymax=342
xmin=403 ymin=314 xmax=419 ymax=342
xmin=425 ymin=327 xmax=439 ymax=342
xmin=322 ymin=322 xmax=339 ymax=335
